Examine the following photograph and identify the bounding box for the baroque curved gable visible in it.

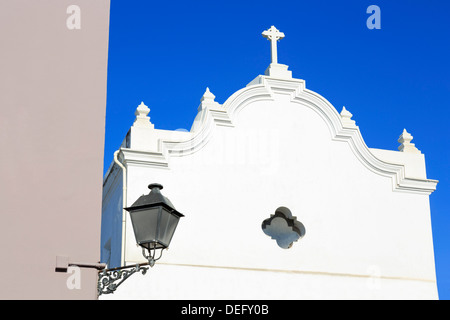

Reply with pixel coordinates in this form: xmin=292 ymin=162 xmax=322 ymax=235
xmin=119 ymin=73 xmax=437 ymax=195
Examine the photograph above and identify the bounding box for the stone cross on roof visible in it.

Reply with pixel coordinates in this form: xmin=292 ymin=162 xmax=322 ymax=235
xmin=262 ymin=26 xmax=285 ymax=64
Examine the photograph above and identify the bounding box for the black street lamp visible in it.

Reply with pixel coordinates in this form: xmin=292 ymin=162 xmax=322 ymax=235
xmin=98 ymin=183 xmax=184 ymax=296
xmin=125 ymin=183 xmax=184 ymax=266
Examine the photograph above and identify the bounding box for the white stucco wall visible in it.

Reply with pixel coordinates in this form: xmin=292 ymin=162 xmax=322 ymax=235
xmin=101 ymin=70 xmax=437 ymax=299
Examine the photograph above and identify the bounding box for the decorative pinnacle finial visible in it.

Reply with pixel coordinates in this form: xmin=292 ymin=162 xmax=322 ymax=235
xmin=200 ymin=87 xmax=215 ymax=102
xmin=398 ymin=129 xmax=420 ymax=153
xmin=133 ymin=101 xmax=154 ymax=129
xmin=340 ymin=106 xmax=356 ymax=128
xmin=262 ymin=26 xmax=285 ymax=64
xmin=198 ymin=87 xmax=221 ymax=112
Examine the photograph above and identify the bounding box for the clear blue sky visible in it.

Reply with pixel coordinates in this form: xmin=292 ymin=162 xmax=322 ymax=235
xmin=104 ymin=0 xmax=450 ymax=299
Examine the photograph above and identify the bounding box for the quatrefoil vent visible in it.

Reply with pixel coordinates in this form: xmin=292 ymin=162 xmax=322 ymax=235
xmin=262 ymin=207 xmax=305 ymax=249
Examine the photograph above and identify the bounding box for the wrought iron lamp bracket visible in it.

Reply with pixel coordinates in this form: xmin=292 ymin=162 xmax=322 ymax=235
xmin=97 ymin=246 xmax=166 ymax=296
xmin=97 ymin=263 xmax=149 ymax=296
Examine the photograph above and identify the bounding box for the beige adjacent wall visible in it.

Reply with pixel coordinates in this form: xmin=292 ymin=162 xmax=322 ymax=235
xmin=0 ymin=1 xmax=110 ymax=299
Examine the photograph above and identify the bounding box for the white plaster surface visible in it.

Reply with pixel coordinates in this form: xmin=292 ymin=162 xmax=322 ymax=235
xmin=101 ymin=68 xmax=437 ymax=299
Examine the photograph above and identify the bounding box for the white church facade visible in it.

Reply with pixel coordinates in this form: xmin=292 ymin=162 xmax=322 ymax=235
xmin=100 ymin=26 xmax=438 ymax=299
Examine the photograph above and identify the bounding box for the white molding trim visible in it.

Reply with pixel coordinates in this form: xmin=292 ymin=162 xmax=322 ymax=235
xmin=117 ymin=74 xmax=437 ymax=195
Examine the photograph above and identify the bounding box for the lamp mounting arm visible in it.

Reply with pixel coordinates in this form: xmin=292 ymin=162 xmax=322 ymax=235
xmin=97 ymin=263 xmax=149 ymax=296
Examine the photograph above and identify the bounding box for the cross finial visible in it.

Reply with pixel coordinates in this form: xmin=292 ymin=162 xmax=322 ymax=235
xmin=262 ymin=26 xmax=285 ymax=64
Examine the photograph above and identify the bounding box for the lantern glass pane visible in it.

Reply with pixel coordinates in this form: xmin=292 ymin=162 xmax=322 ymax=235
xmin=129 ymin=207 xmax=160 ymax=247
xmin=158 ymin=207 xmax=181 ymax=248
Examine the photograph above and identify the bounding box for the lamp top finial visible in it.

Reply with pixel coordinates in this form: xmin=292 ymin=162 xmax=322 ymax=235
xmin=148 ymin=183 xmax=163 ymax=190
